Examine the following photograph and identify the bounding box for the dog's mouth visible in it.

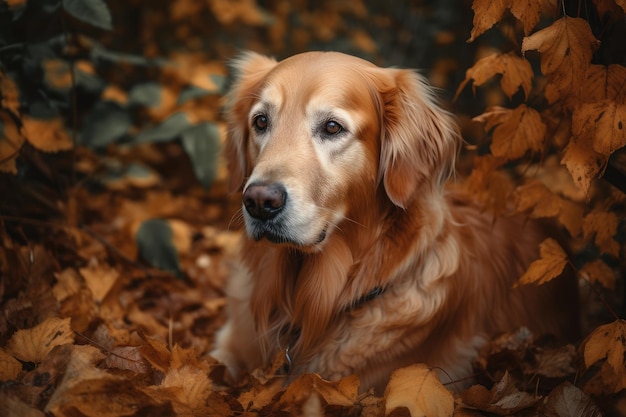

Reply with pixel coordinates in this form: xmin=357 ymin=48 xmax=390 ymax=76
xmin=249 ymin=222 xmax=328 ymax=248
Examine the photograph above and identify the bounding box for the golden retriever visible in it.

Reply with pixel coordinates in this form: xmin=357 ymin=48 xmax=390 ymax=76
xmin=211 ymin=51 xmax=578 ymax=392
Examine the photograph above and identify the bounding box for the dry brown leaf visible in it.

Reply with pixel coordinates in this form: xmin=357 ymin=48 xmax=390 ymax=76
xmin=522 ymin=17 xmax=600 ymax=96
xmin=52 ymin=268 xmax=83 ymax=302
xmin=581 ymin=64 xmax=626 ymax=103
xmin=474 ymin=105 xmax=545 ymax=160
xmin=237 ymin=377 xmax=285 ymax=412
xmin=584 ymin=320 xmax=626 ymax=376
xmin=6 ymin=317 xmax=75 ymax=363
xmin=138 ymin=332 xmax=171 ymax=373
xmin=0 ymin=70 xmax=20 ymax=116
xmin=544 ymin=382 xmax=602 ymax=416
xmin=0 ymin=109 xmax=25 ymax=174
xmin=517 ymin=238 xmax=568 ymax=286
xmin=162 ymin=364 xmax=212 ymax=412
xmin=461 ymin=371 xmax=540 ymax=415
xmin=384 ymin=364 xmax=454 ymax=417
xmin=561 ymin=135 xmax=606 ymax=197
xmin=103 ymin=346 xmax=150 ymax=374
xmin=572 ymin=100 xmax=626 ymax=157
xmin=21 ymin=115 xmax=73 ymax=152
xmin=456 ymin=52 xmax=533 ymax=100
xmin=580 ymin=259 xmax=616 ymax=289
xmin=275 ymin=373 xmax=359 ymax=411
xmin=0 ymin=347 xmax=22 ymax=381
xmin=524 ymin=344 xmax=577 ymax=379
xmin=582 ymin=209 xmax=620 ymax=257
xmin=510 ymin=0 xmax=543 ymax=34
xmin=44 ymin=344 xmax=111 ymax=414
xmin=0 ymin=392 xmax=45 ymax=417
xmin=79 ymin=259 xmax=120 ymax=303
xmin=469 ymin=0 xmax=508 ymax=42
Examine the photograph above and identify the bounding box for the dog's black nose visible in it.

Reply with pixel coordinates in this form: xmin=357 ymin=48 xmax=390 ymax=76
xmin=243 ymin=182 xmax=287 ymax=220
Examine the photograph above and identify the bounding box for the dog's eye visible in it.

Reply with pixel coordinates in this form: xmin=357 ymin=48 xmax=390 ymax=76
xmin=324 ymin=120 xmax=342 ymax=135
xmin=253 ymin=115 xmax=269 ymax=132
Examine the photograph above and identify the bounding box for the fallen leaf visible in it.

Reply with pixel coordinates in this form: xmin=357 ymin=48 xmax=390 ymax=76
xmin=103 ymin=345 xmax=149 ymax=374
xmin=0 ymin=347 xmax=22 ymax=381
xmin=522 ymin=17 xmax=599 ymax=96
xmin=384 ymin=364 xmax=454 ymax=417
xmin=52 ymin=268 xmax=83 ymax=303
xmin=0 ymin=392 xmax=45 ymax=417
xmin=275 ymin=373 xmax=359 ymax=411
xmin=0 ymin=70 xmax=20 ymax=116
xmin=582 ymin=209 xmax=620 ymax=257
xmin=21 ymin=115 xmax=73 ymax=152
xmin=523 ymin=344 xmax=577 ymax=379
xmin=80 ymin=259 xmax=120 ymax=303
xmin=138 ymin=332 xmax=171 ymax=373
xmin=461 ymin=371 xmax=540 ymax=415
xmin=6 ymin=317 xmax=75 ymax=363
xmin=0 ymin=110 xmax=24 ymax=174
xmin=543 ymin=382 xmax=602 ymax=417
xmin=517 ymin=238 xmax=568 ymax=286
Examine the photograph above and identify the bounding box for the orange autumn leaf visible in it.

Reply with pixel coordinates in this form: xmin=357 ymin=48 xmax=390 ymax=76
xmin=6 ymin=317 xmax=75 ymax=363
xmin=275 ymin=373 xmax=359 ymax=410
xmin=461 ymin=371 xmax=540 ymax=414
xmin=580 ymin=259 xmax=616 ymax=289
xmin=456 ymin=52 xmax=533 ymax=100
xmin=0 ymin=110 xmax=25 ymax=174
xmin=469 ymin=0 xmax=508 ymax=42
xmin=21 ymin=115 xmax=73 ymax=152
xmin=583 ymin=209 xmax=620 ymax=257
xmin=510 ymin=0 xmax=543 ymax=35
xmin=0 ymin=348 xmax=22 ymax=381
xmin=384 ymin=364 xmax=454 ymax=417
xmin=79 ymin=260 xmax=120 ymax=303
xmin=561 ymin=135 xmax=607 ymax=197
xmin=474 ymin=104 xmax=545 ymax=160
xmin=580 ymin=64 xmax=626 ymax=103
xmin=514 ymin=179 xmax=583 ymax=236
xmin=0 ymin=70 xmax=20 ymax=117
xmin=517 ymin=238 xmax=568 ymax=286
xmin=572 ymin=100 xmax=626 ymax=157
xmin=522 ymin=17 xmax=600 ymax=96
xmin=584 ymin=320 xmax=626 ymax=385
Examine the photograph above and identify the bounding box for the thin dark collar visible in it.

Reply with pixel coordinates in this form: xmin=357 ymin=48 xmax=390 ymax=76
xmin=343 ymin=286 xmax=386 ymax=313
xmin=282 ymin=286 xmax=387 ymax=373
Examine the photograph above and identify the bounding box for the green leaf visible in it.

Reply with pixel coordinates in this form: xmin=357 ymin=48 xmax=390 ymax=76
xmin=62 ymin=0 xmax=112 ymax=30
xmin=135 ymin=112 xmax=191 ymax=144
xmin=129 ymin=82 xmax=162 ymax=108
xmin=181 ymin=122 xmax=221 ymax=188
xmin=79 ymin=101 xmax=132 ymax=148
xmin=135 ymin=219 xmax=181 ymax=276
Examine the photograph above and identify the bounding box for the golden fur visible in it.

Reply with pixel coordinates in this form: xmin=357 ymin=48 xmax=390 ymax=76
xmin=211 ymin=51 xmax=578 ymax=392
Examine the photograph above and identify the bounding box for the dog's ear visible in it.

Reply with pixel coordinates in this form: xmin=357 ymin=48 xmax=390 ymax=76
xmin=373 ymin=68 xmax=460 ymax=208
xmin=225 ymin=52 xmax=277 ymax=192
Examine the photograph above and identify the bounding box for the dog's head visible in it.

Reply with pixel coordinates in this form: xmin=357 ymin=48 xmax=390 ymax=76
xmin=225 ymin=51 xmax=459 ymax=251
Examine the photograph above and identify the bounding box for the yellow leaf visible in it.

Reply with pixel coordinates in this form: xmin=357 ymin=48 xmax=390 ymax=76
xmin=561 ymin=135 xmax=606 ymax=197
xmin=572 ymin=100 xmax=626 ymax=157
xmin=510 ymin=0 xmax=542 ymax=34
xmin=476 ymin=105 xmax=545 ymax=160
xmin=469 ymin=0 xmax=508 ymax=42
xmin=517 ymin=238 xmax=568 ymax=286
xmin=6 ymin=317 xmax=75 ymax=363
xmin=580 ymin=259 xmax=616 ymax=289
xmin=584 ymin=320 xmax=626 ymax=375
xmin=522 ymin=17 xmax=600 ymax=96
xmin=456 ymin=52 xmax=533 ymax=99
xmin=583 ymin=209 xmax=620 ymax=257
xmin=276 ymin=373 xmax=359 ymax=409
xmin=384 ymin=364 xmax=454 ymax=417
xmin=21 ymin=115 xmax=73 ymax=152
